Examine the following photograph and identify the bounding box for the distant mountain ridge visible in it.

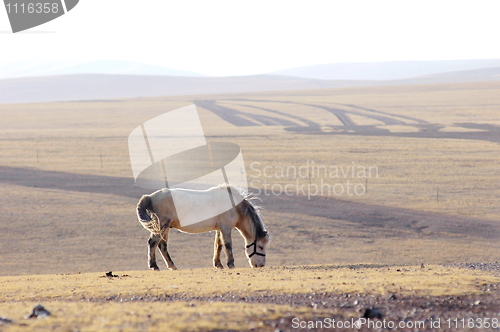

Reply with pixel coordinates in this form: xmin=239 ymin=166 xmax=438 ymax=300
xmin=1 ymin=67 xmax=500 ymax=104
xmin=0 ymin=60 xmax=208 ymax=79
xmin=269 ymin=59 xmax=500 ymax=80
xmin=417 ymin=66 xmax=500 ymax=79
xmin=0 ymin=74 xmax=352 ymax=104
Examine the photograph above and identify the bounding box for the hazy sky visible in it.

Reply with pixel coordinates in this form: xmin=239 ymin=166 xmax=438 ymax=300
xmin=1 ymin=0 xmax=499 ymax=76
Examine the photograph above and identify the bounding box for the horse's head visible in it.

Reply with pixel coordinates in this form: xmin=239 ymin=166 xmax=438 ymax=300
xmin=246 ymin=231 xmax=270 ymax=268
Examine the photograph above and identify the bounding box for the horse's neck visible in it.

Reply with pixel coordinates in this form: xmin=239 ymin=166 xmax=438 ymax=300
xmin=237 ymin=215 xmax=255 ymax=245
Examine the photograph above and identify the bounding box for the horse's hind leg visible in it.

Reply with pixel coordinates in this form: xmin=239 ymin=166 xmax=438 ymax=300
xmin=220 ymin=225 xmax=235 ymax=269
xmin=157 ymin=228 xmax=177 ymax=270
xmin=213 ymin=231 xmax=224 ymax=269
xmin=148 ymin=233 xmax=161 ymax=271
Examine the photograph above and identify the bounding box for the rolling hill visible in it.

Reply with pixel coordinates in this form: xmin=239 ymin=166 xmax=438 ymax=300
xmin=0 ymin=59 xmax=208 ymax=80
xmin=2 ymin=66 xmax=500 ymax=104
xmin=0 ymin=74 xmax=367 ymax=104
xmin=269 ymin=59 xmax=500 ymax=80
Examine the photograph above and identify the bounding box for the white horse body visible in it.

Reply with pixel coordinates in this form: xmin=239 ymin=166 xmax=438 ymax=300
xmin=160 ymin=186 xmax=244 ymax=233
xmin=136 ymin=184 xmax=270 ymax=270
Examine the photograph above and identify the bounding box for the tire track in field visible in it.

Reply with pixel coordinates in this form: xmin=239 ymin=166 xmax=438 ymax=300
xmin=220 ymin=98 xmax=408 ymax=126
xmin=222 ymin=98 xmax=357 ymax=126
xmin=336 ymin=103 xmax=429 ymax=124
xmin=214 ymin=98 xmax=500 ymax=142
xmin=227 ymin=102 xmax=320 ymax=128
xmin=194 ymin=100 xmax=298 ymax=127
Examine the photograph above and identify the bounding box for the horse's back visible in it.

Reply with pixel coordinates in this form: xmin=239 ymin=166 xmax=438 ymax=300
xmin=151 ymin=185 xmax=244 ymax=234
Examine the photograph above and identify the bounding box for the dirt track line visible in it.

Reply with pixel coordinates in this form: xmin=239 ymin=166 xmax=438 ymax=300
xmin=228 ymin=102 xmax=320 ymax=128
xmin=195 ymin=100 xmax=298 ymax=127
xmin=219 ymin=98 xmax=405 ymax=126
xmin=218 ymin=98 xmax=500 ymax=142
xmin=336 ymin=103 xmax=429 ymax=124
xmin=220 ymin=98 xmax=357 ymax=126
xmin=194 ymin=100 xmax=256 ymax=126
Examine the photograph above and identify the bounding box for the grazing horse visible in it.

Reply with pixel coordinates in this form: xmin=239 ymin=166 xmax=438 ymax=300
xmin=136 ymin=184 xmax=270 ymax=270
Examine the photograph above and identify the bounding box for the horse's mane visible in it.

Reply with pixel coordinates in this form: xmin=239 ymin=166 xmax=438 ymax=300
xmin=227 ymin=184 xmax=267 ymax=239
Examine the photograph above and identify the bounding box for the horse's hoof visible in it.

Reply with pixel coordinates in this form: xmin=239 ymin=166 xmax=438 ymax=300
xmin=214 ymin=262 xmax=224 ymax=269
xmin=168 ymin=266 xmax=178 ymax=271
xmin=227 ymin=263 xmax=235 ymax=269
xmin=150 ymin=264 xmax=160 ymax=271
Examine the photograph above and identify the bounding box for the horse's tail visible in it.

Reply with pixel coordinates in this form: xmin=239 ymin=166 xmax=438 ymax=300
xmin=240 ymin=192 xmax=268 ymax=239
xmin=137 ymin=195 xmax=161 ymax=234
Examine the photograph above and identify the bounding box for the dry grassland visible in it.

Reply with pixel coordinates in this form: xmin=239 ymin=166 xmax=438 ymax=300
xmin=1 ymin=81 xmax=500 ymax=330
xmin=0 ymin=265 xmax=498 ymax=331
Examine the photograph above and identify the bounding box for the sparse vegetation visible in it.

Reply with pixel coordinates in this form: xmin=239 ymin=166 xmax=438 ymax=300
xmin=0 ymin=265 xmax=498 ymax=331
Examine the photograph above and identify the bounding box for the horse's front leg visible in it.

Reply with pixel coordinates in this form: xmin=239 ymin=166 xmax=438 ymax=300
xmin=213 ymin=231 xmax=224 ymax=269
xmin=148 ymin=233 xmax=161 ymax=271
xmin=157 ymin=228 xmax=177 ymax=270
xmin=220 ymin=226 xmax=235 ymax=269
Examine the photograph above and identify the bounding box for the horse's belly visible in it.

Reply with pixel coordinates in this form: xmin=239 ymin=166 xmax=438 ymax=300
xmin=171 ymin=219 xmax=216 ymax=234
